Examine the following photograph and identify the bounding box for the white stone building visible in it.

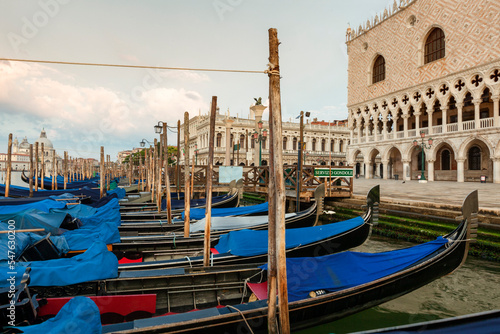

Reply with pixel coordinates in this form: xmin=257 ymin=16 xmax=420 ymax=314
xmin=346 ymin=0 xmax=500 ymax=183
xmin=180 ymin=105 xmax=350 ymax=166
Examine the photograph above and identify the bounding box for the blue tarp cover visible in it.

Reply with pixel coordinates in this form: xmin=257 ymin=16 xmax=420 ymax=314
xmin=0 ymin=242 xmax=118 ymax=287
xmin=14 ymin=296 xmax=102 ymax=334
xmin=106 ymin=187 xmax=126 ymax=199
xmin=0 ymin=209 xmax=70 ymax=235
xmin=260 ymin=236 xmax=448 ymax=302
xmin=215 ymin=216 xmax=365 ymax=256
xmin=184 ymin=202 xmax=268 ymax=220
xmin=0 ymin=199 xmax=66 ymax=214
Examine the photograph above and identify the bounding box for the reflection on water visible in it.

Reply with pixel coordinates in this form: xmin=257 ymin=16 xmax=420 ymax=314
xmin=296 ymin=235 xmax=500 ymax=334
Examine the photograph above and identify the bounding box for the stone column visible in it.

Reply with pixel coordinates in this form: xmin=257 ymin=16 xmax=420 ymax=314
xmin=441 ymin=106 xmax=448 ymax=133
xmin=365 ymin=160 xmax=372 ymax=179
xmin=473 ymin=98 xmax=481 ymax=129
xmin=374 ymin=163 xmax=380 ymax=178
xmin=357 ymin=124 xmax=361 ymax=143
xmin=224 ymin=119 xmax=234 ymax=166
xmin=382 ymin=120 xmax=388 ymax=140
xmin=373 ymin=119 xmax=379 ymax=142
xmin=414 ymin=112 xmax=421 ymax=135
xmin=493 ymin=95 xmax=499 ymax=128
xmin=493 ymin=158 xmax=500 ymax=184
xmin=364 ymin=118 xmax=370 ymax=141
xmin=403 ymin=114 xmax=409 ymax=138
xmin=249 ymin=104 xmax=267 ymax=165
xmin=457 ymin=159 xmax=465 ymax=183
xmin=427 ymin=159 xmax=435 ymax=182
xmin=403 ymin=160 xmax=410 ymax=181
xmin=456 ymin=102 xmax=464 ymax=131
xmin=425 ymin=102 xmax=434 ymax=134
xmin=381 ymin=159 xmax=389 ymax=180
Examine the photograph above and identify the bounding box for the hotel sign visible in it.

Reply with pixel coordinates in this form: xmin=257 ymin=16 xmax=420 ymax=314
xmin=314 ymin=168 xmax=354 ymax=178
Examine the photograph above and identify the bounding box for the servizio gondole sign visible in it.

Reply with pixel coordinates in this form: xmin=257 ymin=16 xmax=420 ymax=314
xmin=314 ymin=168 xmax=354 ymax=178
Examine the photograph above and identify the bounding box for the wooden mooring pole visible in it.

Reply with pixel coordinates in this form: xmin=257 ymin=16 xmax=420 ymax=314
xmin=64 ymin=151 xmax=68 ymax=190
xmin=177 ymin=120 xmax=181 ymax=200
xmin=100 ymin=146 xmax=104 ymax=198
xmin=268 ymin=27 xmax=290 ymax=334
xmin=41 ymin=143 xmax=45 ymax=190
xmin=184 ymin=112 xmax=191 ymax=237
xmin=163 ymin=123 xmax=172 ymax=224
xmin=4 ymin=134 xmax=12 ymax=198
xmin=29 ymin=144 xmax=33 ymax=197
xmin=203 ymin=96 xmax=217 ymax=266
xmin=34 ymin=142 xmax=39 ymax=191
xmin=52 ymin=151 xmax=56 ymax=190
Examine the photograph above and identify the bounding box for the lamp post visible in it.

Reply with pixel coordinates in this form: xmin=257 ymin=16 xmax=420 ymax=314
xmin=253 ymin=120 xmax=268 ymax=166
xmin=139 ymin=139 xmax=153 ymax=148
xmin=413 ymin=131 xmax=433 ymax=183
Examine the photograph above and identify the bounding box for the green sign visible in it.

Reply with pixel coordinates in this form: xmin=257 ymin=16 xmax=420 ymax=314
xmin=314 ymin=168 xmax=354 ymax=178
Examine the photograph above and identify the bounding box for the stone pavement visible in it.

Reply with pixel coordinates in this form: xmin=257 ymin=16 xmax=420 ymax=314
xmin=352 ymin=178 xmax=500 ymax=213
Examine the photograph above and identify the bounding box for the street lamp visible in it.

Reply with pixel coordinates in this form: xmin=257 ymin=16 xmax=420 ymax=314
xmin=253 ymin=121 xmax=268 ymax=166
xmin=413 ymin=131 xmax=433 ymax=182
xmin=139 ymin=139 xmax=153 ymax=147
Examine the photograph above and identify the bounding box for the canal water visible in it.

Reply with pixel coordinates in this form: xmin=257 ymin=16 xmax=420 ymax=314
xmin=297 ymin=235 xmax=500 ymax=334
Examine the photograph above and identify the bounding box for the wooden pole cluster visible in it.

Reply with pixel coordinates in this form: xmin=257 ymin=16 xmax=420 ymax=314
xmin=203 ymin=96 xmax=217 ymax=266
xmin=100 ymin=146 xmax=104 ymax=198
xmin=156 ymin=137 xmax=162 ymax=214
xmin=267 ymin=28 xmax=290 ymax=334
xmin=183 ymin=112 xmax=191 ymax=238
xmin=152 ymin=138 xmax=158 ymax=202
xmin=139 ymin=150 xmax=144 ymax=191
xmin=107 ymin=154 xmax=111 ymax=190
xmin=4 ymin=134 xmax=12 ymax=197
xmin=29 ymin=144 xmax=33 ymax=197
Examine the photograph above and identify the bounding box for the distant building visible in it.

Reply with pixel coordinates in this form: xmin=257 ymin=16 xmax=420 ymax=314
xmin=179 ymin=106 xmax=350 ymax=166
xmin=346 ymin=0 xmax=500 ymax=183
xmin=0 ymin=129 xmax=61 ymax=176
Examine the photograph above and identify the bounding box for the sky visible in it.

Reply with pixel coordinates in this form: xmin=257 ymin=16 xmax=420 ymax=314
xmin=0 ymin=0 xmax=392 ymax=160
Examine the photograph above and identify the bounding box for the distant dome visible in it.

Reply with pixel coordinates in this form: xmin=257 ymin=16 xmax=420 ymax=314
xmin=35 ymin=129 xmax=54 ymax=149
xmin=19 ymin=137 xmax=30 ymax=150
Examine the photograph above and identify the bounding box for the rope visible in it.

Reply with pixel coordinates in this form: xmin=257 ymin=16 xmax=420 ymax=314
xmin=184 ymin=255 xmax=192 ymax=268
xmin=0 ymin=58 xmax=266 ymax=74
xmin=226 ymin=305 xmax=255 ymax=334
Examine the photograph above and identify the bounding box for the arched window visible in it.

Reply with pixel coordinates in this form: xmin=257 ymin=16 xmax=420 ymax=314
xmin=293 ymin=137 xmax=297 ymax=150
xmin=251 ymin=134 xmax=255 ymax=149
xmin=372 ymin=55 xmax=385 ymax=84
xmin=239 ymin=134 xmax=245 ymax=149
xmin=339 ymin=140 xmax=344 ymax=152
xmin=283 ymin=137 xmax=287 ymax=150
xmin=468 ymin=146 xmax=481 ymax=170
xmin=441 ymin=149 xmax=451 ymax=170
xmin=216 ymin=133 xmax=222 ymax=147
xmin=312 ymin=139 xmax=317 ymax=151
xmin=321 ymin=139 xmax=326 ymax=151
xmin=330 ymin=139 xmax=334 ymax=152
xmin=424 ymin=28 xmax=445 ymax=64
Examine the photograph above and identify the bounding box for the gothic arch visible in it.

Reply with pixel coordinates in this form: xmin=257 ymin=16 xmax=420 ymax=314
xmin=429 ymin=138 xmax=458 ymax=161
xmin=457 ymin=135 xmax=494 ymax=159
xmin=368 ymin=53 xmax=386 ymax=85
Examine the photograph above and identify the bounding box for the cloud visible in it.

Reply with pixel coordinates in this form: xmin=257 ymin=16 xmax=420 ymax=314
xmin=0 ymin=61 xmax=208 ymax=158
xmin=308 ymin=103 xmax=348 ymax=121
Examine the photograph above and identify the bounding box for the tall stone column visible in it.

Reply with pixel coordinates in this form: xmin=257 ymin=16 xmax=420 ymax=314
xmin=224 ymin=119 xmax=234 ymax=166
xmin=492 ymin=95 xmax=499 ymax=128
xmin=473 ymin=99 xmax=481 ymax=129
xmin=381 ymin=159 xmax=389 ymax=180
xmin=373 ymin=119 xmax=379 ymax=142
xmin=493 ymin=158 xmax=500 ymax=184
xmin=382 ymin=120 xmax=388 ymax=140
xmin=365 ymin=160 xmax=372 ymax=179
xmin=427 ymin=159 xmax=435 ymax=182
xmin=441 ymin=106 xmax=448 ymax=133
xmin=249 ymin=104 xmax=267 ymax=165
xmin=403 ymin=160 xmax=410 ymax=181
xmin=456 ymin=102 xmax=464 ymax=131
xmin=357 ymin=124 xmax=361 ymax=143
xmin=414 ymin=112 xmax=421 ymax=135
xmin=402 ymin=114 xmax=409 ymax=138
xmin=457 ymin=159 xmax=465 ymax=183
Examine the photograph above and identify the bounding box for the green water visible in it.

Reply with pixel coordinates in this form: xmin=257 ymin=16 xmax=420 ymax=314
xmin=296 ymin=235 xmax=500 ymax=334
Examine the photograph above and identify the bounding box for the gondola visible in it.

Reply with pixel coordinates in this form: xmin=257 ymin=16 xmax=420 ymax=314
xmin=113 ymin=184 xmax=378 ymax=266
xmin=118 ymin=187 xmax=313 ymax=236
xmin=118 ymin=179 xmax=242 ymax=218
xmin=9 ymin=190 xmax=477 ymax=334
